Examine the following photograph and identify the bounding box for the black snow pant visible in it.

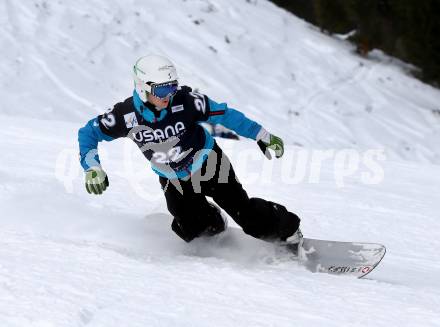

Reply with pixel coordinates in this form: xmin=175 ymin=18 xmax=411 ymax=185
xmin=159 ymin=142 xmax=300 ymax=243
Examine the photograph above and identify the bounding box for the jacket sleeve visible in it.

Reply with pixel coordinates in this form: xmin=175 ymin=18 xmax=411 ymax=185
xmin=204 ymin=98 xmax=262 ymax=140
xmin=78 ymin=101 xmax=130 ymax=171
xmin=78 ymin=118 xmax=115 ymax=171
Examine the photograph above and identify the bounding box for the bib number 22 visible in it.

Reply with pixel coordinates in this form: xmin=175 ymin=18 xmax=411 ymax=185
xmin=153 ymin=146 xmax=186 ymax=164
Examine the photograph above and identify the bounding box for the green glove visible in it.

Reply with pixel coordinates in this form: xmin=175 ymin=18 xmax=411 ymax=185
xmin=85 ymin=167 xmax=109 ymax=195
xmin=257 ymin=128 xmax=284 ymax=159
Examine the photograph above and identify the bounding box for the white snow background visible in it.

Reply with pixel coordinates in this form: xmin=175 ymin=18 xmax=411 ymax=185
xmin=1 ymin=0 xmax=440 ymax=326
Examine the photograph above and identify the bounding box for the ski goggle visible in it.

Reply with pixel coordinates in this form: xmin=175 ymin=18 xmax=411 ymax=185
xmin=149 ymin=80 xmax=178 ymax=99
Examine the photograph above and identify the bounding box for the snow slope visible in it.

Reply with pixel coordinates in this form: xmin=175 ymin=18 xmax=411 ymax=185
xmin=1 ymin=0 xmax=440 ymax=326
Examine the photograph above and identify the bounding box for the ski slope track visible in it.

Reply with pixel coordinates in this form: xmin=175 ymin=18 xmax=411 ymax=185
xmin=1 ymin=0 xmax=440 ymax=326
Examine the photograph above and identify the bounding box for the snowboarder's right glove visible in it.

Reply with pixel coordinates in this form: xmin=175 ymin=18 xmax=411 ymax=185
xmin=85 ymin=167 xmax=109 ymax=195
xmin=256 ymin=128 xmax=284 ymax=160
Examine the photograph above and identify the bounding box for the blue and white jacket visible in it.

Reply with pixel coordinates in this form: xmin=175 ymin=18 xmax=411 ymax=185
xmin=78 ymin=86 xmax=262 ymax=179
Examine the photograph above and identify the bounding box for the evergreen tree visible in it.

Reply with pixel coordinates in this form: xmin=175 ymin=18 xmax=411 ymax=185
xmin=271 ymin=0 xmax=440 ymax=86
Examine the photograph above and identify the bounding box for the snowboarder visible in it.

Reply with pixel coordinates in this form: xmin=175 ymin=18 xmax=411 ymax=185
xmin=78 ymin=54 xmax=302 ymax=246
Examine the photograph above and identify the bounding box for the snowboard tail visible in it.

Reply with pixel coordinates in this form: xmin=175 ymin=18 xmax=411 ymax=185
xmin=298 ymin=238 xmax=386 ymax=278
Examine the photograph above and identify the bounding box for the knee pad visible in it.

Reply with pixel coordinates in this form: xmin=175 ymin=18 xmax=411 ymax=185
xmin=170 ymin=203 xmax=227 ymax=242
xmin=171 ymin=217 xmax=203 ymax=243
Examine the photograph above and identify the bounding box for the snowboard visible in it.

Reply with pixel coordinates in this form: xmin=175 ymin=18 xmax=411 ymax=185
xmin=295 ymin=238 xmax=386 ymax=278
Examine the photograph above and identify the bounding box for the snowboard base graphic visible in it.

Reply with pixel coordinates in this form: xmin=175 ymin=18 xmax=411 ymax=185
xmin=297 ymin=238 xmax=386 ymax=278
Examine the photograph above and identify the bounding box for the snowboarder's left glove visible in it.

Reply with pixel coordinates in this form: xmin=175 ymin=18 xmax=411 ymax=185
xmin=85 ymin=167 xmax=109 ymax=195
xmin=256 ymin=128 xmax=284 ymax=159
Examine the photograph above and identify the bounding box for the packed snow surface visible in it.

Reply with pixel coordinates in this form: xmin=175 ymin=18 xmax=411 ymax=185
xmin=1 ymin=0 xmax=440 ymax=326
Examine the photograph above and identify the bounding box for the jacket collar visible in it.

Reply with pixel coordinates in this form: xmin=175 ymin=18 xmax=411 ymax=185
xmin=132 ymin=90 xmax=168 ymax=123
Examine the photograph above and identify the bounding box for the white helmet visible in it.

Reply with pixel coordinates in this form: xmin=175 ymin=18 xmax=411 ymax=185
xmin=133 ymin=54 xmax=179 ymax=102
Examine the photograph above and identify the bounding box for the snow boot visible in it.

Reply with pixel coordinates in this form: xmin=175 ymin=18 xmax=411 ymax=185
xmin=284 ymin=227 xmax=303 ymax=256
